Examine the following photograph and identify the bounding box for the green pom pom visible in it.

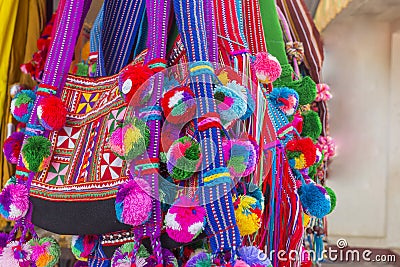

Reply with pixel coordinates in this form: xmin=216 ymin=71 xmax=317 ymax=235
xmin=301 ymin=110 xmax=322 ymax=141
xmin=274 ymin=76 xmax=317 ymax=105
xmin=279 ymin=64 xmax=294 ymax=81
xmin=75 ymin=62 xmax=89 ymax=77
xmin=124 ymin=118 xmax=150 ymax=160
xmin=22 ymin=136 xmax=52 ymax=172
xmin=169 ymin=136 xmax=201 ymax=180
xmin=324 ymin=186 xmax=337 ymax=214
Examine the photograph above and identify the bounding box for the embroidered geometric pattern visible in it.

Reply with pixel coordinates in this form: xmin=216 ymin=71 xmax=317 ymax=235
xmin=30 ymin=75 xmax=129 ymax=202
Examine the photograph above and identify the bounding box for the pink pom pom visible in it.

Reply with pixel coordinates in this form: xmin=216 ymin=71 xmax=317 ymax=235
xmin=165 ymin=196 xmax=206 ymax=243
xmin=37 ymin=95 xmax=67 ymax=130
xmin=316 ymin=136 xmax=336 ymax=162
xmin=115 ymin=179 xmax=152 ymax=226
xmin=315 ymin=83 xmax=332 ymax=102
xmin=253 ymin=52 xmax=282 ymax=83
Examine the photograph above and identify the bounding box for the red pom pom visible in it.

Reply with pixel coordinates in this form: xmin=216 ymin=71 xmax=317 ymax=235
xmin=37 ymin=95 xmax=67 ymax=130
xmin=286 ymin=137 xmax=316 ymax=169
xmin=161 ymin=86 xmax=196 ymax=124
xmin=118 ymin=64 xmax=154 ymax=105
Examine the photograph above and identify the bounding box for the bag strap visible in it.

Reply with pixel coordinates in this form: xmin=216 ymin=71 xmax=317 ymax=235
xmin=173 ymin=0 xmax=241 ymax=262
xmin=97 ymin=0 xmax=146 ymax=76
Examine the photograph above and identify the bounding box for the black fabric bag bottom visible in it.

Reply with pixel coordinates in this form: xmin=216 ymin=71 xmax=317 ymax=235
xmin=30 ymin=197 xmax=131 ymax=235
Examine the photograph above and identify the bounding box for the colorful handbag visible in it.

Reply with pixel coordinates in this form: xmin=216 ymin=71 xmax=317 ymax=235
xmin=10 ymin=0 xmax=150 ymax=235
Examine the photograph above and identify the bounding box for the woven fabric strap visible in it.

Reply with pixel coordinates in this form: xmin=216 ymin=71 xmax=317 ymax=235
xmin=173 ymin=0 xmax=241 ymax=257
xmin=130 ymin=0 xmax=171 ymax=265
xmin=89 ymin=3 xmax=104 ymax=53
xmin=96 ymin=0 xmax=146 ymax=76
xmin=241 ymin=0 xmax=266 ymax=53
xmin=15 ymin=0 xmax=92 ymax=182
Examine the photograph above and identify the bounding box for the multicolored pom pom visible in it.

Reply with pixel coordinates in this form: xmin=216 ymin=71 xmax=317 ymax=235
xmin=286 ymin=138 xmax=317 ymax=170
xmin=28 ymin=237 xmax=61 ymax=267
xmin=37 ymin=95 xmax=68 ymax=131
xmin=118 ymin=64 xmax=154 ymax=105
xmin=0 ymin=241 xmax=32 ymax=267
xmin=10 ymin=84 xmax=24 ymax=98
xmin=269 ymin=87 xmax=299 ymax=116
xmin=161 ymin=87 xmax=196 ymax=124
xmin=165 ymin=196 xmax=206 ymax=243
xmin=115 ymin=178 xmax=152 ymax=226
xmin=223 ymin=135 xmax=259 ymax=177
xmin=237 ymin=246 xmax=272 ymax=267
xmin=298 ymin=182 xmax=331 ymax=218
xmin=3 ymin=131 xmax=24 ymax=164
xmin=71 ymin=235 xmax=98 ymax=261
xmin=10 ymin=90 xmax=36 ymax=123
xmin=108 ymin=118 xmax=150 ymax=160
xmin=185 ymin=252 xmax=212 ymax=267
xmin=234 ymin=195 xmax=262 ymax=236
xmin=146 ymin=248 xmax=178 ymax=267
xmin=166 ymin=136 xmax=202 ymax=180
xmin=111 ymin=242 xmax=149 ymax=267
xmin=253 ymin=52 xmax=282 ymax=83
xmin=21 ymin=136 xmax=52 ymax=172
xmin=214 ymin=81 xmax=248 ymax=127
xmin=0 ymin=181 xmax=29 ymax=221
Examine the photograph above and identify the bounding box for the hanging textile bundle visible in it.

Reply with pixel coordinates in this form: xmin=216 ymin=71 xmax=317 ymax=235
xmin=166 ymin=136 xmax=202 ymax=180
xmin=10 ymin=90 xmax=36 ymax=123
xmin=37 ymin=95 xmax=68 ymax=131
xmin=21 ymin=136 xmax=52 ymax=172
xmin=108 ymin=118 xmax=150 ymax=160
xmin=28 ymin=237 xmax=61 ymax=267
xmin=268 ymin=87 xmax=299 ymax=116
xmin=161 ymin=86 xmax=196 ymax=124
xmin=3 ymin=131 xmax=24 ymax=164
xmin=115 ymin=178 xmax=152 ymax=226
xmin=165 ymin=196 xmax=206 ymax=243
xmin=118 ymin=64 xmax=154 ymax=104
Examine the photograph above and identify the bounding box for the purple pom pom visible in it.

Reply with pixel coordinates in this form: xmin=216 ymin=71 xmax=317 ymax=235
xmin=237 ymin=246 xmax=272 ymax=266
xmin=3 ymin=131 xmax=24 ymax=164
xmin=115 ymin=179 xmax=152 ymax=226
xmin=0 ymin=183 xmax=29 ymax=221
xmin=74 ymin=261 xmax=89 ymax=267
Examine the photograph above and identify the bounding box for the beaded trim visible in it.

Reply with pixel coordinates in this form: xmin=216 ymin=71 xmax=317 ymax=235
xmin=101 ymin=230 xmax=135 ymax=246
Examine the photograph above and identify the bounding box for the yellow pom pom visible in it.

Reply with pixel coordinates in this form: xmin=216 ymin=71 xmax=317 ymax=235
xmin=234 ymin=195 xmax=262 ymax=236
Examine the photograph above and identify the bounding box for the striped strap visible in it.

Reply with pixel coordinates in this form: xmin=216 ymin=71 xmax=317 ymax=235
xmin=276 ymin=0 xmax=324 ymax=83
xmin=97 ymin=0 xmax=146 ymax=76
xmin=242 ymin=0 xmax=266 ymax=54
xmin=173 ymin=0 xmax=241 ymax=258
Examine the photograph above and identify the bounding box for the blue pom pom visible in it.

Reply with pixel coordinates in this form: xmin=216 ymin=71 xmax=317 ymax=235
xmin=298 ymin=183 xmax=331 ymax=218
xmin=10 ymin=90 xmax=36 ymax=123
xmin=269 ymin=87 xmax=299 ymax=116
